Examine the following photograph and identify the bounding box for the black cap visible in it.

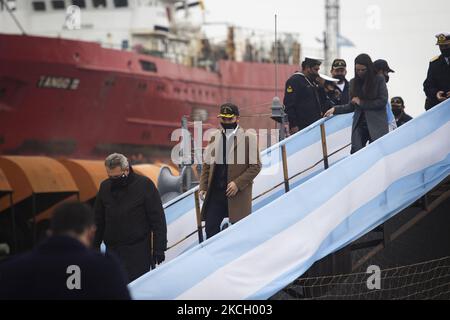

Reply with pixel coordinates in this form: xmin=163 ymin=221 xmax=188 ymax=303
xmin=217 ymin=103 xmax=239 ymax=118
xmin=302 ymin=57 xmax=323 ymax=68
xmin=436 ymin=33 xmax=450 ymax=45
xmin=332 ymin=59 xmax=346 ymax=69
xmin=391 ymin=96 xmax=404 ymax=106
xmin=374 ymin=59 xmax=395 ymax=73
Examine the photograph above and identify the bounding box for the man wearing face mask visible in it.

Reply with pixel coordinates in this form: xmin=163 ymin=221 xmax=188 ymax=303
xmin=423 ymin=33 xmax=450 ymax=110
xmin=94 ymin=153 xmax=167 ymax=282
xmin=374 ymin=59 xmax=397 ymax=132
xmin=331 ymin=59 xmax=350 ymax=104
xmin=284 ymin=57 xmax=331 ymax=134
xmin=391 ymin=96 xmax=413 ymax=127
xmin=199 ymin=103 xmax=261 ymax=239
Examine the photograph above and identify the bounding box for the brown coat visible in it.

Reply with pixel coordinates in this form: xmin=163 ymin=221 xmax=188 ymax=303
xmin=199 ymin=126 xmax=261 ymax=223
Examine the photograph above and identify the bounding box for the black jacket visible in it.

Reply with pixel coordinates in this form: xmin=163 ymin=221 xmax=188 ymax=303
xmin=0 ymin=236 xmax=130 ymax=300
xmin=396 ymin=112 xmax=413 ymax=127
xmin=94 ymin=171 xmax=167 ymax=253
xmin=423 ymin=55 xmax=450 ymax=110
xmin=336 ymin=79 xmax=350 ymax=105
xmin=283 ymin=72 xmax=331 ymax=131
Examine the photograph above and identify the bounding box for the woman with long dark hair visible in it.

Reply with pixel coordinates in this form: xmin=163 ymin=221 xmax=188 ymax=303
xmin=324 ymin=53 xmax=389 ymax=153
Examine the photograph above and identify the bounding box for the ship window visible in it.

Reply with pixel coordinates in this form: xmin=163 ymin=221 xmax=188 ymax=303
xmin=32 ymin=1 xmax=46 ymax=11
xmin=72 ymin=0 xmax=86 ymax=8
xmin=114 ymin=0 xmax=128 ymax=8
xmin=92 ymin=0 xmax=106 ymax=8
xmin=52 ymin=0 xmax=65 ymax=10
xmin=139 ymin=60 xmax=157 ymax=73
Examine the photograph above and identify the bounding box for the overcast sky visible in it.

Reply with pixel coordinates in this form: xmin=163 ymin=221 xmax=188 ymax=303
xmin=202 ymin=0 xmax=450 ymax=116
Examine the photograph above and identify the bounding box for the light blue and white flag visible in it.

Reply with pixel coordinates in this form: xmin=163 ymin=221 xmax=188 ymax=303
xmin=130 ymin=100 xmax=449 ymax=300
xmin=163 ymin=114 xmax=353 ymax=262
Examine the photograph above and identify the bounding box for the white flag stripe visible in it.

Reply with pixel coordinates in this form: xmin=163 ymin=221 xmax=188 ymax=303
xmin=176 ymin=122 xmax=450 ymax=299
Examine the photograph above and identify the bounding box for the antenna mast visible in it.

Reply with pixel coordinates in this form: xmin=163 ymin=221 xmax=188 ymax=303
xmin=0 ymin=0 xmax=26 ymax=35
xmin=324 ymin=0 xmax=339 ymax=74
xmin=274 ymin=14 xmax=278 ymax=97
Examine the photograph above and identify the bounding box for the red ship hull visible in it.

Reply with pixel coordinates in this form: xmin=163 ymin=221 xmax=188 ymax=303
xmin=0 ymin=34 xmax=297 ymax=160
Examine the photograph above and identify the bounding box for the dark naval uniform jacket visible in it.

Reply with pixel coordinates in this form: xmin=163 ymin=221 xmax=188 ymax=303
xmin=396 ymin=112 xmax=413 ymax=127
xmin=283 ymin=72 xmax=332 ymax=131
xmin=423 ymin=55 xmax=450 ymax=110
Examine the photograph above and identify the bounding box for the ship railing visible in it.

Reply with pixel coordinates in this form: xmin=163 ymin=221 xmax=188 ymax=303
xmin=163 ymin=114 xmax=353 ymax=255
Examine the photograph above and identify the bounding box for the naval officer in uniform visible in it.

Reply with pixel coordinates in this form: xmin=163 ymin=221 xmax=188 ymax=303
xmin=423 ymin=32 xmax=450 ymax=110
xmin=283 ymin=57 xmax=332 ymax=134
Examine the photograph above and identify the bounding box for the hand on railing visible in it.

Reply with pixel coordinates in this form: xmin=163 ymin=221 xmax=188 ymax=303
xmin=324 ymin=107 xmax=335 ymax=117
xmin=289 ymin=126 xmax=299 ymax=134
xmin=153 ymin=251 xmax=165 ymax=265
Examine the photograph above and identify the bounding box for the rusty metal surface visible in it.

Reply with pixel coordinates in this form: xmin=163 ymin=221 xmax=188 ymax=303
xmin=0 ymin=168 xmax=12 ymax=192
xmin=36 ymin=194 xmax=79 ymax=223
xmin=0 ymin=156 xmax=78 ymax=211
xmin=59 ymin=159 xmax=107 ymax=202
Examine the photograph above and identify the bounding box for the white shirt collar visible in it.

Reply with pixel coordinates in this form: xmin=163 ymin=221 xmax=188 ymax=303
xmin=221 ymin=124 xmax=239 ymax=138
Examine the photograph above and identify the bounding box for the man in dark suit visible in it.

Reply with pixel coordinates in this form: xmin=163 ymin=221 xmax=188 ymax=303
xmin=423 ymin=33 xmax=450 ymax=110
xmin=0 ymin=202 xmax=130 ymax=300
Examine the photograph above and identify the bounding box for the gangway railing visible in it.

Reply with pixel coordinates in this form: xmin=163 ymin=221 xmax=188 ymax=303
xmin=162 ymin=114 xmax=353 ymax=261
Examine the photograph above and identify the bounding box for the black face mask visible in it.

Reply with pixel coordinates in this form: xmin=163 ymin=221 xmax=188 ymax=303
xmin=333 ymin=75 xmax=346 ymax=82
xmin=441 ymin=48 xmax=450 ymax=58
xmin=221 ymin=122 xmax=237 ymax=130
xmin=392 ymin=108 xmax=403 ymax=117
xmin=384 ymin=75 xmax=390 ymax=83
xmin=110 ymin=173 xmax=128 ymax=189
xmin=309 ymin=73 xmax=319 ymax=82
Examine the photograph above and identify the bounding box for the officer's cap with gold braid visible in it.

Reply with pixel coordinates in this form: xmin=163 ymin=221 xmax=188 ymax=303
xmin=436 ymin=33 xmax=450 ymax=46
xmin=217 ymin=103 xmax=239 ymax=118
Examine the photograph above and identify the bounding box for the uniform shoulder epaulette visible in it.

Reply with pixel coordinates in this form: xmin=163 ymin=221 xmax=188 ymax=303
xmin=430 ymin=55 xmax=440 ymax=62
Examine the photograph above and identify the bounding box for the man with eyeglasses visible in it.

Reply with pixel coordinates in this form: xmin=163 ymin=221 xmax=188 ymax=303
xmin=94 ymin=153 xmax=167 ymax=282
